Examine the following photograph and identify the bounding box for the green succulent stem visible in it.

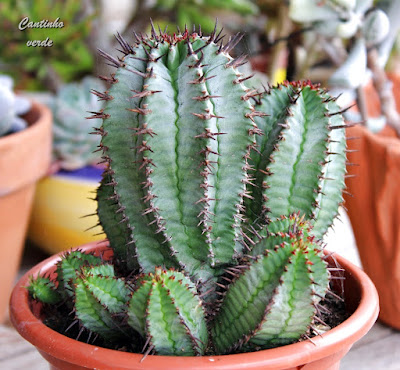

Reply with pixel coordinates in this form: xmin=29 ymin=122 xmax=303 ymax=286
xmin=248 ymin=81 xmax=347 ymax=237
xmin=212 ymin=215 xmax=329 ymax=354
xmin=128 ymin=268 xmax=208 ymax=356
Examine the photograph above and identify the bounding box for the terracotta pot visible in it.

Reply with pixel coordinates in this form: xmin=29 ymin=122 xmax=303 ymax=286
xmin=0 ymin=102 xmax=52 ymax=323
xmin=10 ymin=241 xmax=378 ymax=370
xmin=344 ymin=74 xmax=400 ymax=329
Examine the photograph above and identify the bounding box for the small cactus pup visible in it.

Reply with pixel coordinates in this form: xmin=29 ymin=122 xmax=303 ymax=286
xmin=27 ymin=22 xmax=349 ymax=358
xmin=28 ymin=275 xmax=61 ymax=305
xmin=0 ymin=74 xmax=31 ymax=137
xmin=28 ymin=250 xmax=208 ymax=354
xmin=127 ymin=268 xmax=208 ymax=356
xmin=51 ymin=76 xmax=106 ymax=170
xmin=29 ymin=249 xmax=135 ymax=345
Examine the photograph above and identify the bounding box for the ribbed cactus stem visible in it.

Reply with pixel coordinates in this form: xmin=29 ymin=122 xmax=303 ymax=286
xmin=128 ymin=268 xmax=208 ymax=356
xmin=28 ymin=276 xmax=61 ymax=305
xmin=95 ymin=28 xmax=257 ymax=287
xmin=72 ymin=264 xmax=130 ymax=341
xmin=248 ymin=81 xmax=347 ymax=238
xmin=211 ymin=215 xmax=329 ymax=354
xmin=96 ymin=174 xmax=139 ymax=274
xmin=55 ymin=250 xmax=105 ymax=301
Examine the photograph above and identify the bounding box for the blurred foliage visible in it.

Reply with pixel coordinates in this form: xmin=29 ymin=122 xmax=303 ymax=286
xmin=0 ymin=0 xmax=95 ymax=91
xmin=148 ymin=0 xmax=258 ymax=33
xmin=256 ymin=0 xmax=282 ymax=18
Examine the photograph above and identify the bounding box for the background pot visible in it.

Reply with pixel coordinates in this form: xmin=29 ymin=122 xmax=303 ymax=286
xmin=345 ymin=74 xmax=400 ymax=330
xmin=0 ymin=102 xmax=52 ymax=322
xmin=10 ymin=241 xmax=378 ymax=370
xmin=28 ymin=165 xmax=104 ymax=254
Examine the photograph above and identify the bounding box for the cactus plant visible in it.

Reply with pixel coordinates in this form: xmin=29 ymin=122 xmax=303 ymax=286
xmin=0 ymin=74 xmax=31 ymax=137
xmin=28 ymin=24 xmax=348 ymax=357
xmin=51 ymin=77 xmax=106 ymax=170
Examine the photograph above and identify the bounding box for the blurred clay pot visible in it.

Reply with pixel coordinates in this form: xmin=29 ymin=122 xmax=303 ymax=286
xmin=0 ymin=101 xmax=52 ymax=322
xmin=345 ymin=73 xmax=400 ymax=329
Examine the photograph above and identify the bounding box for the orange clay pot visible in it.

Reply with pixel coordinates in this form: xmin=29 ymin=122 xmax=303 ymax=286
xmin=0 ymin=102 xmax=52 ymax=323
xmin=344 ymin=74 xmax=400 ymax=330
xmin=10 ymin=241 xmax=378 ymax=370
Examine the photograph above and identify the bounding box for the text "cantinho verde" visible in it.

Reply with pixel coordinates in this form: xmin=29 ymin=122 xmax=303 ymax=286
xmin=18 ymin=17 xmax=64 ymax=47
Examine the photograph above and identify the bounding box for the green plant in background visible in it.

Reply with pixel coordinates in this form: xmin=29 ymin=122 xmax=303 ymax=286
xmin=50 ymin=76 xmax=105 ymax=170
xmin=29 ymin=25 xmax=348 ymax=356
xmin=0 ymin=74 xmax=31 ymax=137
xmin=153 ymin=0 xmax=257 ymax=32
xmin=122 ymin=0 xmax=257 ymax=35
xmin=243 ymin=0 xmax=293 ymax=83
xmin=0 ymin=0 xmax=95 ymax=92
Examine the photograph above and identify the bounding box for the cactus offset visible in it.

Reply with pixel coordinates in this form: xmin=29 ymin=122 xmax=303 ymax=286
xmin=212 ymin=215 xmax=329 ymax=353
xmin=71 ymin=264 xmax=131 ymax=341
xmin=247 ymin=81 xmax=347 ymax=238
xmin=28 ymin=24 xmax=349 ymax=357
xmin=52 ymin=250 xmax=132 ymax=342
xmin=128 ymin=268 xmax=208 ymax=356
xmin=55 ymin=250 xmax=105 ymax=301
xmin=28 ymin=276 xmax=61 ymax=305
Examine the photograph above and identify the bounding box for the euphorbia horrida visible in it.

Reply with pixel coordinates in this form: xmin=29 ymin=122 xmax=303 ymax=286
xmin=29 ymin=22 xmax=348 ymax=356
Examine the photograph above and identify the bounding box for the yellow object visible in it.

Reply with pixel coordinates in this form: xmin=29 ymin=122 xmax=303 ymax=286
xmin=28 ymin=174 xmax=104 ymax=254
xmin=272 ymin=67 xmax=287 ymax=85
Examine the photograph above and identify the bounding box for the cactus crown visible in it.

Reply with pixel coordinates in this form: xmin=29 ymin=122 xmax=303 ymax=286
xmin=29 ymin=23 xmax=348 ymax=357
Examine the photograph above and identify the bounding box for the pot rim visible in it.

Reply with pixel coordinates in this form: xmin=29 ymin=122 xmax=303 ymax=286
xmin=10 ymin=240 xmax=379 ymax=370
xmin=0 ymin=101 xmax=52 ymax=196
xmin=0 ymin=101 xmax=51 ymax=147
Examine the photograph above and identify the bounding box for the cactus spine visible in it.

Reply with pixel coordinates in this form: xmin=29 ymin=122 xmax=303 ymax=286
xmin=29 ymin=24 xmax=348 ymax=357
